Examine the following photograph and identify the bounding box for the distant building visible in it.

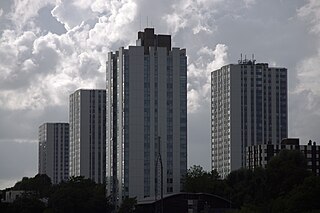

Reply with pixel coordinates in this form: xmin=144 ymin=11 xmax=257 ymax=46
xmin=2 ymin=190 xmax=25 ymax=203
xmin=211 ymin=60 xmax=287 ymax=178
xmin=106 ymin=28 xmax=187 ymax=204
xmin=246 ymin=138 xmax=320 ymax=175
xmin=69 ymin=89 xmax=106 ymax=183
xmin=38 ymin=123 xmax=69 ymax=184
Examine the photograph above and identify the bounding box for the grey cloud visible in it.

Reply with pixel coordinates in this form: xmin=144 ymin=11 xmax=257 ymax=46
xmin=36 ymin=5 xmax=66 ymax=35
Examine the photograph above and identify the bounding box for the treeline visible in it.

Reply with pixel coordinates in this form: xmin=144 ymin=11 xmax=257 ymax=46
xmin=0 ymin=176 xmax=113 ymax=213
xmin=184 ymin=150 xmax=320 ymax=213
xmin=1 ymin=150 xmax=320 ymax=213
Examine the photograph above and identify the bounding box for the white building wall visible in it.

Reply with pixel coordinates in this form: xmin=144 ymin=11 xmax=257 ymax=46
xmin=211 ymin=62 xmax=287 ymax=178
xmin=106 ymin=32 xmax=187 ymax=204
xmin=127 ymin=46 xmax=145 ymax=200
xmin=38 ymin=123 xmax=69 ymax=184
xmin=69 ymin=89 xmax=106 ymax=183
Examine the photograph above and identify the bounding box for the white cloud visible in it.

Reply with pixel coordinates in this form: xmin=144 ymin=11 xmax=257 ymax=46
xmin=295 ymin=1 xmax=320 ymax=113
xmin=1 ymin=0 xmax=317 ymax=185
xmin=0 ymin=0 xmax=138 ymax=111
xmin=9 ymin=0 xmax=55 ymax=29
xmin=298 ymin=0 xmax=320 ymax=34
xmin=163 ymin=0 xmax=220 ymax=35
xmin=243 ymin=0 xmax=256 ymax=7
xmin=187 ymin=44 xmax=228 ymax=113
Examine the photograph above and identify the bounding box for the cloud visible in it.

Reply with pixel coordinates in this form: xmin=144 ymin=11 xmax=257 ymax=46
xmin=295 ymin=0 xmax=320 ymax=113
xmin=187 ymin=44 xmax=228 ymax=113
xmin=0 ymin=0 xmax=139 ymax=111
xmin=9 ymin=0 xmax=55 ymax=29
xmin=163 ymin=0 xmax=222 ymax=35
xmin=1 ymin=0 xmax=318 ymax=188
xmin=298 ymin=0 xmax=320 ymax=34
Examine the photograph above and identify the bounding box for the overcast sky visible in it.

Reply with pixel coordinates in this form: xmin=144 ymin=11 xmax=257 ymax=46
xmin=0 ymin=0 xmax=320 ymax=189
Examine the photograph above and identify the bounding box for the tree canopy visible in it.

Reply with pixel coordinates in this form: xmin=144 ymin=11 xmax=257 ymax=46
xmin=2 ymin=150 xmax=319 ymax=213
xmin=185 ymin=150 xmax=320 ymax=213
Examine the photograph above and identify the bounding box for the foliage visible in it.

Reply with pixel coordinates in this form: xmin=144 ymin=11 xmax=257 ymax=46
xmin=1 ymin=175 xmax=113 ymax=213
xmin=226 ymin=167 xmax=267 ymax=207
xmin=184 ymin=165 xmax=227 ymax=196
xmin=187 ymin=150 xmax=319 ymax=213
xmin=118 ymin=197 xmax=137 ymax=213
xmin=2 ymin=150 xmax=319 ymax=213
xmin=13 ymin=174 xmax=52 ymax=197
xmin=270 ymin=176 xmax=320 ymax=213
xmin=266 ymin=150 xmax=310 ymax=198
xmin=48 ymin=176 xmax=111 ymax=213
xmin=4 ymin=193 xmax=46 ymax=213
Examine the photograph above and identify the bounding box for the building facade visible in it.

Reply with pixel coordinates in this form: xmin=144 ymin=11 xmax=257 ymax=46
xmin=106 ymin=28 xmax=187 ymax=203
xmin=211 ymin=60 xmax=287 ymax=178
xmin=246 ymin=138 xmax=320 ymax=176
xmin=69 ymin=89 xmax=106 ymax=183
xmin=38 ymin=123 xmax=69 ymax=184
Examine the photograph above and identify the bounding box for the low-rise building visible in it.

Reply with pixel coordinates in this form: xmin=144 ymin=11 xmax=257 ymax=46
xmin=3 ymin=190 xmax=25 ymax=203
xmin=246 ymin=138 xmax=320 ymax=175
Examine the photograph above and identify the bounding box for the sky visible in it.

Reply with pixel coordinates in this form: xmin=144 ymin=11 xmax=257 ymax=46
xmin=0 ymin=0 xmax=320 ymax=189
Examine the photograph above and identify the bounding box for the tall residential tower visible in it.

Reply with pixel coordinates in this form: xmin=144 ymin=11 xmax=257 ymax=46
xmin=106 ymin=28 xmax=187 ymax=203
xmin=211 ymin=59 xmax=287 ymax=178
xmin=69 ymin=89 xmax=106 ymax=183
xmin=38 ymin=123 xmax=69 ymax=184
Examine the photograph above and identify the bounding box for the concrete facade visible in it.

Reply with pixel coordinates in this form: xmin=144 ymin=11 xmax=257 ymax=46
xmin=211 ymin=60 xmax=287 ymax=178
xmin=38 ymin=123 xmax=69 ymax=184
xmin=69 ymin=89 xmax=106 ymax=183
xmin=106 ymin=28 xmax=187 ymax=204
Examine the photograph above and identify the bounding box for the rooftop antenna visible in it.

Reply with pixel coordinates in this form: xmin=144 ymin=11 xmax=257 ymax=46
xmin=238 ymin=53 xmax=243 ymax=64
xmin=147 ymin=16 xmax=149 ymax=28
xmin=252 ymin=53 xmax=256 ymax=64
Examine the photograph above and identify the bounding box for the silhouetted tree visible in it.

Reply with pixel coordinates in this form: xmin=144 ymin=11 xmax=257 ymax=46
xmin=118 ymin=197 xmax=137 ymax=213
xmin=10 ymin=193 xmax=45 ymax=213
xmin=266 ymin=150 xmax=311 ymax=199
xmin=13 ymin=174 xmax=52 ymax=197
xmin=184 ymin=165 xmax=227 ymax=196
xmin=48 ymin=176 xmax=111 ymax=213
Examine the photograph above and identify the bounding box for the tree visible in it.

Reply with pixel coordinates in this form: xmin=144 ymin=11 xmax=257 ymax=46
xmin=118 ymin=197 xmax=137 ymax=213
xmin=226 ymin=167 xmax=267 ymax=208
xmin=10 ymin=193 xmax=46 ymax=213
xmin=13 ymin=174 xmax=52 ymax=197
xmin=184 ymin=165 xmax=227 ymax=196
xmin=271 ymin=176 xmax=320 ymax=213
xmin=48 ymin=176 xmax=111 ymax=213
xmin=266 ymin=150 xmax=311 ymax=199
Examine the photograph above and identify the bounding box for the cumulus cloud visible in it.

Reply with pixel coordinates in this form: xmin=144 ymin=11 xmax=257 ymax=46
xmin=9 ymin=0 xmax=55 ymax=29
xmin=295 ymin=1 xmax=320 ymax=113
xmin=163 ymin=0 xmax=221 ymax=35
xmin=0 ymin=0 xmax=139 ymax=111
xmin=2 ymin=0 xmax=317 ymax=185
xmin=187 ymin=44 xmax=228 ymax=113
xmin=163 ymin=0 xmax=259 ymax=36
xmin=298 ymin=0 xmax=320 ymax=34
